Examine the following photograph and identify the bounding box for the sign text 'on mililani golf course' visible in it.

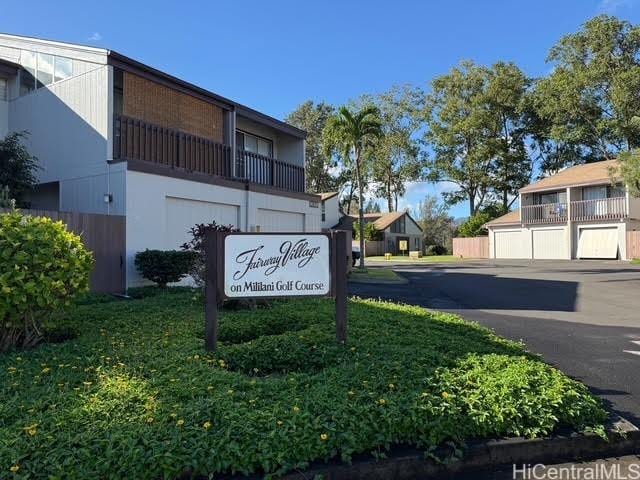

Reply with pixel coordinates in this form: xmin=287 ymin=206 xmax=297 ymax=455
xmin=223 ymin=234 xmax=330 ymax=297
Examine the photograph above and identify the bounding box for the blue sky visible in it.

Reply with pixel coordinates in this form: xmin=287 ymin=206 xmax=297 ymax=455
xmin=3 ymin=0 xmax=640 ymax=218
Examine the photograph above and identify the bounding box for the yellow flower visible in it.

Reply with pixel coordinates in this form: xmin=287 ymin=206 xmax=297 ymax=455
xmin=146 ymin=417 xmax=154 ymax=424
xmin=170 ymin=413 xmax=177 ymax=419
xmin=41 ymin=367 xmax=51 ymax=374
xmin=193 ymin=354 xmax=200 ymax=360
xmin=10 ymin=465 xmax=19 ymax=473
xmin=350 ymin=347 xmax=356 ymax=351
xmin=378 ymin=398 xmax=386 ymax=406
xmin=207 ymin=386 xmax=214 ymax=392
xmin=203 ymin=421 xmax=212 ymax=430
xmin=320 ymin=433 xmax=329 ymax=441
xmin=176 ymin=419 xmax=185 ymax=427
xmin=441 ymin=392 xmax=450 ymax=399
xmin=388 ymin=383 xmax=395 ymax=390
xmin=348 ymin=390 xmax=355 ymax=396
xmin=292 ymin=406 xmax=300 ymax=413
xmin=25 ymin=425 xmax=37 ymax=436
xmin=277 ymin=420 xmax=283 ymax=426
xmin=227 ymin=389 xmax=234 ymax=395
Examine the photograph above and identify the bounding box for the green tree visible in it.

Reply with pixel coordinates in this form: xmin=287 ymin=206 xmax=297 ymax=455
xmin=285 ymin=101 xmax=336 ymax=193
xmin=0 ymin=132 xmax=39 ymax=207
xmin=486 ymin=62 xmax=532 ymax=209
xmin=424 ymin=61 xmax=495 ymax=216
xmin=417 ymin=195 xmax=455 ymax=251
xmin=532 ymin=15 xmax=640 ymax=166
xmin=612 ymin=149 xmax=640 ymax=197
xmin=324 ymin=106 xmax=382 ymax=269
xmin=357 ymin=86 xmax=424 ymax=212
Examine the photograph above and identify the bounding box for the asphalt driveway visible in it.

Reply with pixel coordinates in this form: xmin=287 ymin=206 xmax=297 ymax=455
xmin=349 ymin=260 xmax=640 ymax=424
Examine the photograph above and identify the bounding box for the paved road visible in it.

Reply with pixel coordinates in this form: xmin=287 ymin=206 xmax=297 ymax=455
xmin=349 ymin=260 xmax=640 ymax=424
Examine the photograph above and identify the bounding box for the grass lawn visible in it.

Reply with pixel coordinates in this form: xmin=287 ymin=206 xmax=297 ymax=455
xmin=0 ymin=290 xmax=605 ymax=478
xmin=349 ymin=268 xmax=404 ymax=283
xmin=631 ymin=258 xmax=640 ymax=264
xmin=367 ymin=255 xmax=466 ymax=263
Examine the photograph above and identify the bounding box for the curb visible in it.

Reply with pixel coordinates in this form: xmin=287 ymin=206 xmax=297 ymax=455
xmin=279 ymin=417 xmax=640 ymax=480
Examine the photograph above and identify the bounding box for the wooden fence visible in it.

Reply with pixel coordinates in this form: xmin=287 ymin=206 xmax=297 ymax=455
xmin=1 ymin=208 xmax=126 ymax=293
xmin=453 ymin=236 xmax=489 ymax=259
xmin=627 ymin=231 xmax=640 ymax=260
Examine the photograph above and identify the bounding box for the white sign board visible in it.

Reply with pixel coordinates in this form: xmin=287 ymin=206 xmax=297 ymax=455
xmin=224 ymin=234 xmax=330 ymax=298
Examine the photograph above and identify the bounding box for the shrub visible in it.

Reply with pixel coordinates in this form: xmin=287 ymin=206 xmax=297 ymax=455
xmin=458 ymin=212 xmax=492 ymax=237
xmin=0 ymin=212 xmax=93 ymax=351
xmin=0 ymin=132 xmax=40 ymax=207
xmin=134 ymin=250 xmax=197 ymax=288
xmin=181 ymin=221 xmax=240 ymax=287
xmin=425 ymin=244 xmax=448 ymax=256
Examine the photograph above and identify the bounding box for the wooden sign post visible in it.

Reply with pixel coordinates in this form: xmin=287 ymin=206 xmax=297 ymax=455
xmin=204 ymin=230 xmax=348 ymax=352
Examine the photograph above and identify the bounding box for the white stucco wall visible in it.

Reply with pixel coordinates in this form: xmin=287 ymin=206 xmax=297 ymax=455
xmin=321 ymin=195 xmax=341 ymax=229
xmin=125 ymin=170 xmax=322 ymax=287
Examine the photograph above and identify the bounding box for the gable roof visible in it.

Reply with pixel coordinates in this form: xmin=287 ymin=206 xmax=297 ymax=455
xmin=319 ymin=192 xmax=339 ymax=201
xmin=485 ymin=209 xmax=521 ymax=227
xmin=520 ymin=160 xmax=619 ymax=193
xmin=349 ymin=211 xmax=422 ymax=232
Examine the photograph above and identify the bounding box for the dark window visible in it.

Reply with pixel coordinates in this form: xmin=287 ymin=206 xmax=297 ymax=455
xmin=237 ymin=130 xmax=273 ymax=158
xmin=391 ymin=215 xmax=406 ymax=234
xmin=0 ymin=78 xmax=7 ymax=101
xmin=321 ymin=201 xmax=326 ymax=222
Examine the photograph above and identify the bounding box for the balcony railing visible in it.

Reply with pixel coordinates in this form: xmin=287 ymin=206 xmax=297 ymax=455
xmin=522 ymin=202 xmax=568 ymax=224
xmin=236 ymin=149 xmax=305 ymax=193
xmin=570 ymin=196 xmax=627 ymax=221
xmin=113 ymin=115 xmax=306 ymax=193
xmin=114 ymin=115 xmax=233 ymax=176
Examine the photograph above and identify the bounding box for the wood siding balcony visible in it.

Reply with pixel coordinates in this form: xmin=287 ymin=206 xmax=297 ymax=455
xmin=521 ymin=202 xmax=568 ymax=224
xmin=113 ymin=115 xmax=305 ymax=193
xmin=570 ymin=197 xmax=627 ymax=222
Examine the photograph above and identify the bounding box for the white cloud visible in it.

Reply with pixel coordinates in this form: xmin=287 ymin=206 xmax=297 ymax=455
xmin=597 ymin=0 xmax=635 ymax=12
xmin=88 ymin=32 xmax=103 ymax=42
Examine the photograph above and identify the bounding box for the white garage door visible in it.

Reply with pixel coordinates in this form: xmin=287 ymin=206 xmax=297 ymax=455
xmin=257 ymin=208 xmax=304 ymax=232
xmin=577 ymin=227 xmax=619 ymax=259
xmin=165 ymin=197 xmax=239 ymax=249
xmin=494 ymin=230 xmax=526 ymax=259
xmin=532 ymin=228 xmax=565 ymax=259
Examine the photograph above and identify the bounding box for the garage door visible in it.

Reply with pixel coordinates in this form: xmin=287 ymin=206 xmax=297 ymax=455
xmin=165 ymin=197 xmax=239 ymax=249
xmin=257 ymin=208 xmax=304 ymax=232
xmin=494 ymin=230 xmax=526 ymax=259
xmin=577 ymin=227 xmax=619 ymax=259
xmin=532 ymin=228 xmax=565 ymax=259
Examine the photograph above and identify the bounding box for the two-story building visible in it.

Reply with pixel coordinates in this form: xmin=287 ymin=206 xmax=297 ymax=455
xmin=0 ymin=33 xmax=323 ymax=287
xmin=351 ymin=211 xmax=422 ymax=255
xmin=486 ymin=160 xmax=640 ymax=260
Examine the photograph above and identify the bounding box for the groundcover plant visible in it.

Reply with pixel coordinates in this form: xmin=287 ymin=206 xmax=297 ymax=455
xmin=0 ymin=290 xmax=606 ymax=479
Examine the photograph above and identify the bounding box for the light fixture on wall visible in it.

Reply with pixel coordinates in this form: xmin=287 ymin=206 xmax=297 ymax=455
xmin=103 ymin=193 xmax=113 ymax=204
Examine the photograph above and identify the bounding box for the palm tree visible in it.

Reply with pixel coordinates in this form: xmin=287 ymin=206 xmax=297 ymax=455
xmin=325 ymin=106 xmax=382 ymax=269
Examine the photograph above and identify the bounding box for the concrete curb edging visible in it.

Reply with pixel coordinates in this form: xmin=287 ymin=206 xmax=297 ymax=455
xmin=280 ymin=417 xmax=640 ymax=480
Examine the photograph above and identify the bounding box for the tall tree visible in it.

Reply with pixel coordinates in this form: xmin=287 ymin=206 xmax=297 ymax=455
xmin=417 ymin=195 xmax=455 ymax=251
xmin=285 ymin=101 xmax=336 ymax=192
xmin=357 ymin=86 xmax=424 ymax=212
xmin=485 ymin=62 xmax=532 ymax=209
xmin=532 ymin=15 xmax=640 ymax=167
xmin=363 ymin=199 xmax=381 ymax=213
xmin=424 ymin=61 xmax=495 ymax=215
xmin=324 ymin=106 xmax=382 ymax=269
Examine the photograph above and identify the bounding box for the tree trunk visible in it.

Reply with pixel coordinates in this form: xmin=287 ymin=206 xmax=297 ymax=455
xmin=387 ymin=178 xmax=393 ymax=212
xmin=468 ymin=195 xmax=476 ymax=217
xmin=356 ymin=150 xmax=366 ymax=270
xmin=345 ymin=183 xmax=355 ymax=215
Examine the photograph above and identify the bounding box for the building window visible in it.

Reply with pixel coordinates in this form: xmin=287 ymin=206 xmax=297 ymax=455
xmin=0 ymin=78 xmax=7 ymax=101
xmin=537 ymin=191 xmax=567 ymax=205
xmin=390 ymin=215 xmax=406 ymax=234
xmin=321 ymin=201 xmax=326 ymax=222
xmin=19 ymin=50 xmax=73 ymax=96
xmin=236 ymin=130 xmax=273 ymax=158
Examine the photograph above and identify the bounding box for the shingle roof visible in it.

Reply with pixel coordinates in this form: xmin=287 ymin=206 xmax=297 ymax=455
xmin=485 ymin=209 xmax=521 ymax=227
xmin=349 ymin=211 xmax=422 ymax=232
xmin=519 ymin=160 xmax=619 ymax=193
xmin=319 ymin=192 xmax=339 ymax=201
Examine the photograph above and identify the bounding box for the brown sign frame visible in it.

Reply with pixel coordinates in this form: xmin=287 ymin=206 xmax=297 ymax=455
xmin=204 ymin=229 xmax=348 ymax=351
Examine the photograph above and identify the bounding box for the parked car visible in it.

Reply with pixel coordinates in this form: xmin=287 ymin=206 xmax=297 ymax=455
xmin=352 ymin=245 xmax=361 ymax=267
